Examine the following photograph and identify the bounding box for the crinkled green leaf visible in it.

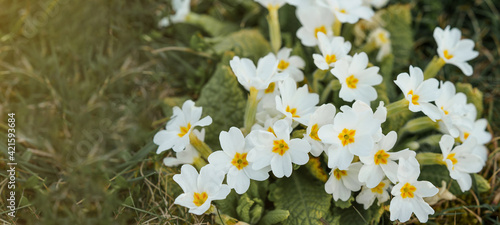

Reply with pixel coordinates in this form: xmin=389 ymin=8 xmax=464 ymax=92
xmin=328 ymin=202 xmax=384 ymax=225
xmin=185 ymin=13 xmax=239 ymax=37
xmin=268 ymin=168 xmax=332 ymax=225
xmin=333 ymin=196 xmax=354 ymax=209
xmin=419 ymin=165 xmax=462 ymax=195
xmin=456 ymin=82 xmax=484 ymax=118
xmin=378 ymin=54 xmax=396 ymax=102
xmin=247 ymin=180 xmax=269 ymax=201
xmin=215 ymin=189 xmax=240 ymax=219
xmin=259 ymin=209 xmax=290 ymax=225
xmin=237 ymin=193 xmax=264 ymax=224
xmin=380 ymin=4 xmax=413 ymax=71
xmin=212 ymin=29 xmax=271 ymax=61
xmin=196 ymin=52 xmax=246 ymax=149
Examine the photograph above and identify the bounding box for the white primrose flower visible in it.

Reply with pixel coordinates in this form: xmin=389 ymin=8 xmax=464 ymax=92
xmin=458 ymin=119 xmax=492 ymax=161
xmin=173 ymin=164 xmax=230 ymax=215
xmin=435 ymin=81 xmax=472 ymax=137
xmin=359 ymin=131 xmax=416 ymax=188
xmin=286 ymin=0 xmax=317 ymax=7
xmin=362 ymin=0 xmax=389 ymax=9
xmin=394 ymin=65 xmax=442 ymax=121
xmin=318 ymin=0 xmax=374 ymax=24
xmin=229 ymin=54 xmax=288 ymax=92
xmin=325 ymin=162 xmax=363 ymax=201
xmin=331 ymin=52 xmax=382 ymax=104
xmin=318 ymin=101 xmax=382 ymax=170
xmin=254 ymin=0 xmax=286 ymax=10
xmin=275 ymin=47 xmax=306 ymax=82
xmin=304 ymin=103 xmax=336 ymax=157
xmin=390 ymin=157 xmax=439 ymax=223
xmin=154 ymin=100 xmax=213 ymax=153
xmin=439 ymin=135 xmax=484 ymax=192
xmin=356 ymin=180 xmax=391 ymax=210
xmin=275 ymin=78 xmax=319 ymax=125
xmin=252 ymin=112 xmax=283 ymax=136
xmin=313 ymin=32 xmax=352 ymax=70
xmin=163 ymin=129 xmax=204 ymax=167
xmin=158 ymin=0 xmax=190 ymax=28
xmin=247 ymin=119 xmax=311 ymax=178
xmin=257 ymin=82 xmax=281 ymax=113
xmin=433 ymin=26 xmax=479 ymax=76
xmin=368 ymin=27 xmax=392 ymax=61
xmin=296 ymin=5 xmax=335 ymax=47
xmin=208 ymin=127 xmax=270 ymax=194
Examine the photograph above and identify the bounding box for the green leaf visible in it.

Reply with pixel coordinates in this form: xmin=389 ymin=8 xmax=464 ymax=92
xmin=185 ymin=13 xmax=239 ymax=37
xmin=259 ymin=210 xmax=290 ymax=225
xmin=419 ymin=165 xmax=462 ymax=195
xmin=237 ymin=193 xmax=264 ymax=224
xmin=211 ymin=29 xmax=272 ymax=61
xmin=196 ymin=52 xmax=247 ymax=149
xmin=215 ymin=190 xmax=240 ymax=219
xmin=333 ymin=196 xmax=354 ymax=209
xmin=328 ymin=202 xmax=384 ymax=225
xmin=472 ymin=174 xmax=490 ymax=193
xmin=247 ymin=180 xmax=270 ymax=201
xmin=380 ymin=4 xmax=413 ymax=72
xmin=268 ymin=168 xmax=332 ymax=225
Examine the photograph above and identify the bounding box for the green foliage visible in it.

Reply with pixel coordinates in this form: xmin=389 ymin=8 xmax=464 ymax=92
xmin=211 ymin=29 xmax=272 ymax=61
xmin=268 ymin=168 xmax=332 ymax=225
xmin=259 ymin=209 xmax=290 ymax=225
xmin=333 ymin=196 xmax=355 ymax=209
xmin=215 ymin=190 xmax=240 ymax=219
xmin=419 ymin=165 xmax=490 ymax=195
xmin=186 ymin=13 xmax=239 ymax=37
xmin=380 ymin=4 xmax=413 ymax=72
xmin=329 ymin=202 xmax=385 ymax=225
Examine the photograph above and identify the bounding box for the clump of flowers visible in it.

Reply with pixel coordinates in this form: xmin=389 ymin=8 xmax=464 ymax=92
xmin=154 ymin=0 xmax=491 ymax=223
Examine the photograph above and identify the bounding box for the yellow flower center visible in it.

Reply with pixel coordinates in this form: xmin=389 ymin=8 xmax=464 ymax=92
xmin=309 ymin=124 xmax=321 ymax=141
xmin=333 ymin=168 xmax=347 ymax=180
xmin=286 ymin=105 xmax=300 ymax=118
xmin=178 ymin=123 xmax=192 ymax=137
xmin=338 ymin=128 xmax=356 ymax=147
xmin=446 ymin=153 xmax=458 ymax=165
xmin=407 ymin=90 xmax=420 ymax=105
xmin=325 ymin=54 xmax=337 ymax=65
xmin=443 ymin=50 xmax=454 ymax=60
xmin=346 ymin=75 xmax=359 ymax=89
xmin=277 ymin=60 xmax=290 ymax=70
xmin=339 ymin=9 xmax=347 ymax=14
xmin=371 ymin=182 xmax=386 ymax=194
xmin=378 ymin=32 xmax=388 ymax=44
xmin=193 ymin=192 xmax=208 ymax=207
xmin=314 ymin=25 xmax=327 ymax=39
xmin=265 ymin=82 xmax=276 ymax=94
xmin=272 ymin=139 xmax=289 ymax=156
xmin=464 ymin=132 xmax=470 ymax=140
xmin=231 ymin=152 xmax=249 ymax=170
xmin=267 ymin=126 xmax=276 ymax=137
xmin=440 ymin=106 xmax=449 ymax=115
xmin=374 ymin=150 xmax=390 ymax=165
xmin=400 ymin=183 xmax=417 ymax=199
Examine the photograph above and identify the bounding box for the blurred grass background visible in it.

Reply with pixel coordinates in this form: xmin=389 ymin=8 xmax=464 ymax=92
xmin=0 ymin=0 xmax=498 ymax=224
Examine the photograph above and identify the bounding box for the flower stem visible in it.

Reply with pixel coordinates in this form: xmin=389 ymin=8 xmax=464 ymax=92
xmin=423 ymin=56 xmax=446 ymax=79
xmin=189 ymin=132 xmax=213 ymax=160
xmin=192 ymin=157 xmax=207 ymax=170
xmin=386 ymin=98 xmax=409 ymax=118
xmin=399 ymin=117 xmax=439 ymax=136
xmin=333 ymin=19 xmax=342 ymax=36
xmin=312 ymin=69 xmax=328 ymax=93
xmin=320 ymin=79 xmax=340 ymax=104
xmin=244 ymin=87 xmax=259 ymax=135
xmin=267 ymin=5 xmax=281 ymax=53
xmin=416 ymin=152 xmax=446 ymax=166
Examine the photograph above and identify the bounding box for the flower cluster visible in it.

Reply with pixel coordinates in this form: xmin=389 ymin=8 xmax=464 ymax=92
xmin=154 ymin=0 xmax=490 ymax=223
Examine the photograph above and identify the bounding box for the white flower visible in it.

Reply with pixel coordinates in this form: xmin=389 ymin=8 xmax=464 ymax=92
xmin=390 ymin=157 xmax=439 ymax=223
xmin=318 ymin=0 xmax=374 ymax=24
xmin=304 ymin=103 xmax=336 ymax=157
xmin=208 ymin=127 xmax=270 ymax=194
xmin=439 ymin=135 xmax=484 ymax=192
xmin=286 ymin=0 xmax=317 ymax=7
xmin=318 ymin=101 xmax=382 ymax=170
xmin=296 ymin=5 xmax=335 ymax=47
xmin=331 ymin=52 xmax=382 ymax=104
xmin=433 ymin=26 xmax=478 ymax=76
xmin=325 ymin=162 xmax=363 ymax=201
xmin=247 ymin=119 xmax=311 ymax=178
xmin=423 ymin=181 xmax=457 ymax=205
xmin=275 ymin=48 xmax=306 ymax=82
xmin=158 ymin=0 xmax=190 ymax=28
xmin=154 ymin=100 xmax=212 ymax=153
xmin=368 ymin=27 xmax=392 ymax=61
xmin=173 ymin=164 xmax=230 ymax=215
xmin=458 ymin=118 xmax=491 ymax=161
xmin=254 ymin=0 xmax=286 ymax=10
xmin=362 ymin=0 xmax=389 ymax=9
xmin=163 ymin=129 xmax=204 ymax=167
xmin=394 ymin=66 xmax=442 ymax=121
xmin=252 ymin=112 xmax=283 ymax=136
xmin=313 ymin=33 xmax=352 ymax=70
xmin=435 ymin=81 xmax=472 ymax=137
xmin=359 ymin=131 xmax=416 ymax=188
xmin=275 ymin=78 xmax=319 ymax=125
xmin=356 ymin=180 xmax=391 ymax=209
xmin=229 ymin=54 xmax=288 ymax=91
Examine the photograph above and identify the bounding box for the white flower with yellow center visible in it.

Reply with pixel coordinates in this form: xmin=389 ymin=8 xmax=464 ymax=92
xmin=163 ymin=129 xmax=204 ymax=167
xmin=158 ymin=0 xmax=190 ymax=28
xmin=313 ymin=32 xmax=352 ymax=70
xmin=325 ymin=162 xmax=363 ymax=201
xmin=458 ymin=118 xmax=492 ymax=161
xmin=318 ymin=0 xmax=374 ymax=24
xmin=368 ymin=27 xmax=392 ymax=62
xmin=304 ymin=103 xmax=336 ymax=157
xmin=390 ymin=157 xmax=438 ymax=223
xmin=252 ymin=112 xmax=283 ymax=136
xmin=275 ymin=47 xmax=306 ymax=82
xmin=358 ymin=131 xmax=416 ymax=188
xmin=208 ymin=127 xmax=270 ymax=194
xmin=247 ymin=119 xmax=311 ymax=178
xmin=173 ymin=164 xmax=230 ymax=215
xmin=433 ymin=26 xmax=478 ymax=76
xmin=356 ymin=180 xmax=391 ymax=210
xmin=254 ymin=0 xmax=286 ymax=10
xmin=394 ymin=66 xmax=442 ymax=121
xmin=296 ymin=5 xmax=335 ymax=47
xmin=439 ymin=135 xmax=484 ymax=192
xmin=229 ymin=54 xmax=288 ymax=92
xmin=435 ymin=81 xmax=471 ymax=137
xmin=154 ymin=100 xmax=213 ymax=153
xmin=331 ymin=52 xmax=382 ymax=104
xmin=275 ymin=78 xmax=319 ymax=125
xmin=318 ymin=101 xmax=382 ymax=170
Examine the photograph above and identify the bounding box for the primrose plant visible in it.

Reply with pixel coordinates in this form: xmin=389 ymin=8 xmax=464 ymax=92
xmin=154 ymin=0 xmax=491 ymax=224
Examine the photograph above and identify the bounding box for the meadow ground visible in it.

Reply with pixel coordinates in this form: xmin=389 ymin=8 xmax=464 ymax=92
xmin=0 ymin=0 xmax=499 ymax=224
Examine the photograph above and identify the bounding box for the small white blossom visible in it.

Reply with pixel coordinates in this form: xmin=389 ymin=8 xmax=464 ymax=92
xmin=229 ymin=54 xmax=288 ymax=91
xmin=318 ymin=0 xmax=374 ymax=24
xmin=458 ymin=118 xmax=491 ymax=161
xmin=158 ymin=0 xmax=191 ymax=28
xmin=368 ymin=27 xmax=392 ymax=61
xmin=154 ymin=100 xmax=212 ymax=153
xmin=163 ymin=129 xmax=204 ymax=167
xmin=296 ymin=4 xmax=335 ymax=47
xmin=356 ymin=180 xmax=391 ymax=209
xmin=275 ymin=78 xmax=319 ymax=125
xmin=433 ymin=26 xmax=478 ymax=76
xmin=304 ymin=103 xmax=336 ymax=157
xmin=435 ymin=81 xmax=472 ymax=137
xmin=313 ymin=32 xmax=352 ymax=70
xmin=275 ymin=48 xmax=306 ymax=82
xmin=325 ymin=162 xmax=363 ymax=201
